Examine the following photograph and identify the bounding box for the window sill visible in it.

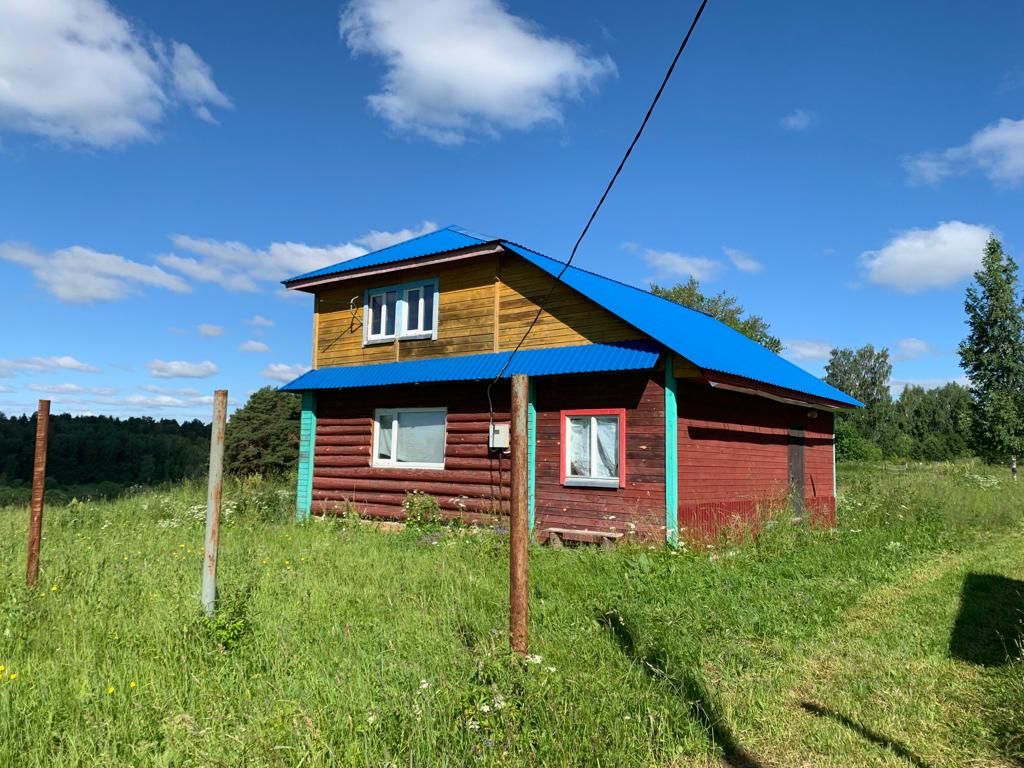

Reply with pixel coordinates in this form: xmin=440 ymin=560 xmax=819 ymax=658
xmin=563 ymin=478 xmax=620 ymax=489
xmin=399 ymin=332 xmax=435 ymax=341
xmin=372 ymin=462 xmax=446 ymax=471
xmin=364 ymin=337 xmax=395 ymax=346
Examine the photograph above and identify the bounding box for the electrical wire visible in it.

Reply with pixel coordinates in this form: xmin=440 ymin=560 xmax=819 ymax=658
xmin=485 ymin=0 xmax=711 ymax=423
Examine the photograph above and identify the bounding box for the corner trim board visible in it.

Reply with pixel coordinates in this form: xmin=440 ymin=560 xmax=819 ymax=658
xmin=296 ymin=392 xmax=316 ymax=522
xmin=664 ymin=358 xmax=679 ymax=545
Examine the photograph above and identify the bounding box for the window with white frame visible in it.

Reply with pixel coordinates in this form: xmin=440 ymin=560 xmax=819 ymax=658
xmin=561 ymin=410 xmax=625 ymax=488
xmin=364 ymin=279 xmax=438 ymax=343
xmin=373 ymin=407 xmax=447 ymax=469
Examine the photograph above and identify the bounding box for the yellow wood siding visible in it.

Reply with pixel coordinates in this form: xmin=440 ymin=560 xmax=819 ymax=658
xmin=313 ymin=251 xmax=644 ymax=368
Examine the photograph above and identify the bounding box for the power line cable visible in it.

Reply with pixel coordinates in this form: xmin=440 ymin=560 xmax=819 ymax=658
xmin=486 ymin=0 xmax=711 ymax=421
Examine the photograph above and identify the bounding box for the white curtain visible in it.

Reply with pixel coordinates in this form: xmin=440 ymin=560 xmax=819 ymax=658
xmin=377 ymin=414 xmax=394 ymax=459
xmin=396 ymin=410 xmax=445 ymax=464
xmin=594 ymin=417 xmax=618 ymax=478
xmin=568 ymin=417 xmax=591 ymax=477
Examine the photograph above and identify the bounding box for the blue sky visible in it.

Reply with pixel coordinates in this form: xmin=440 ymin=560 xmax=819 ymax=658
xmin=1 ymin=0 xmax=1022 ymax=421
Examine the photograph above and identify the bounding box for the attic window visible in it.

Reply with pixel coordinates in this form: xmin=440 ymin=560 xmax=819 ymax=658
xmin=365 ymin=279 xmax=438 ymax=344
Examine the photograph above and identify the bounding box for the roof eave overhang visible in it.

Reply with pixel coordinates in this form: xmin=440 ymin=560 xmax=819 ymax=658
xmin=283 ymin=242 xmax=504 ymax=292
xmin=705 ymin=375 xmax=860 ymax=412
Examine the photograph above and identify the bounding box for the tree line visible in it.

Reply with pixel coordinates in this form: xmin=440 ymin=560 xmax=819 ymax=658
xmin=0 ymin=388 xmax=301 ymax=503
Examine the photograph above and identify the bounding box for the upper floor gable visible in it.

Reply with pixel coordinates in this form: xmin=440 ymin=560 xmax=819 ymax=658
xmin=310 ymin=247 xmax=644 ymax=369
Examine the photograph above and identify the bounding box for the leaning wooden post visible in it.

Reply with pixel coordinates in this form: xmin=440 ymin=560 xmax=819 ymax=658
xmin=509 ymin=374 xmax=529 ymax=655
xmin=202 ymin=390 xmax=228 ymax=616
xmin=25 ymin=399 xmax=50 ymax=587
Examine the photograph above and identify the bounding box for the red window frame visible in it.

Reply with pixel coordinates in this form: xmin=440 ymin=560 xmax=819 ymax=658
xmin=558 ymin=408 xmax=627 ymax=488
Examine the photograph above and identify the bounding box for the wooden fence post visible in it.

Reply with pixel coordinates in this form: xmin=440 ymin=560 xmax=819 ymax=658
xmin=202 ymin=390 xmax=228 ymax=616
xmin=510 ymin=374 xmax=529 ymax=655
xmin=25 ymin=399 xmax=50 ymax=587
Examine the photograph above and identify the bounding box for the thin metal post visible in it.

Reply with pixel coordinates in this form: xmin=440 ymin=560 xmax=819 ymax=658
xmin=509 ymin=374 xmax=529 ymax=655
xmin=25 ymin=399 xmax=50 ymax=587
xmin=202 ymin=390 xmax=228 ymax=616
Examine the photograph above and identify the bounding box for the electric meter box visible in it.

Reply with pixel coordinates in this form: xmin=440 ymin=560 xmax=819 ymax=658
xmin=489 ymin=422 xmax=510 ymax=450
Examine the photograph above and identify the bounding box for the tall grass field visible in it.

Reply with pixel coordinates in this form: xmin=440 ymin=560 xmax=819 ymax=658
xmin=1 ymin=465 xmax=1022 ymax=767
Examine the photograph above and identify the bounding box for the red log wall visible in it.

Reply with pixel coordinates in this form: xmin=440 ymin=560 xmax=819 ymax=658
xmin=311 ymin=382 xmax=511 ymax=521
xmin=533 ymin=372 xmax=666 ymax=540
xmin=677 ymin=381 xmax=835 ymax=540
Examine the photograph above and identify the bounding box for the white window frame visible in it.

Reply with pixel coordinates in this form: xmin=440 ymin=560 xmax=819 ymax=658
xmin=372 ymin=407 xmax=447 ymax=470
xmin=363 ymin=278 xmax=439 ymax=345
xmin=562 ymin=410 xmax=625 ymax=489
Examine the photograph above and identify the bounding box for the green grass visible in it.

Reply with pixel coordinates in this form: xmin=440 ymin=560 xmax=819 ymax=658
xmin=1 ymin=465 xmax=1022 ymax=767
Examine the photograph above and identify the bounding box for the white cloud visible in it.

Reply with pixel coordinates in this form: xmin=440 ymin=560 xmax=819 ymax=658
xmin=783 ymin=340 xmax=832 ymax=362
xmin=358 ymin=221 xmax=438 ymax=251
xmin=169 ymin=42 xmax=233 ymax=124
xmin=28 ymin=382 xmax=116 ymax=395
xmin=249 ymin=314 xmax=274 ymax=328
xmin=905 ymin=116 xmax=1024 ymax=186
xmin=0 ymin=355 xmax=101 ymax=377
xmin=0 ymin=242 xmax=190 ymax=303
xmin=339 ymin=0 xmax=615 ymax=145
xmin=198 ymin=323 xmax=224 ymax=337
xmin=261 ymin=363 xmax=308 ymax=383
xmin=0 ymin=385 xmax=14 ymax=394
xmin=723 ymin=247 xmax=763 ymax=273
xmin=892 ymin=337 xmax=935 ymax=362
xmin=239 ymin=340 xmax=270 ymax=353
xmin=160 ymin=222 xmax=436 ymax=290
xmin=0 ymin=0 xmax=232 ymax=147
xmin=638 ymin=248 xmax=723 ymax=282
xmin=146 ymin=359 xmax=218 ymax=379
xmin=861 ymin=221 xmax=992 ymax=293
xmin=780 ymin=108 xmax=814 ymax=131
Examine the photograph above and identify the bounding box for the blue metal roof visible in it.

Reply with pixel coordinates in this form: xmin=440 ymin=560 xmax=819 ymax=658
xmin=279 ymin=341 xmax=661 ymax=391
xmin=279 ymin=226 xmax=860 ymax=407
xmin=499 ymin=242 xmax=861 ymax=407
xmin=284 ymin=225 xmax=491 ymax=284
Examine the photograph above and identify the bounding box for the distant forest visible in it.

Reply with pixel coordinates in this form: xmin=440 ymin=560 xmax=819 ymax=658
xmin=0 ymin=412 xmax=211 ymax=504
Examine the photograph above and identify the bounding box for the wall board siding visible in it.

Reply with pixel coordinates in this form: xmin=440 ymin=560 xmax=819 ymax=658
xmin=310 ymin=382 xmax=512 ymax=521
xmin=313 ymin=250 xmax=642 ymax=368
xmin=676 ymin=381 xmax=835 ymax=540
xmin=533 ymin=372 xmax=666 ymax=541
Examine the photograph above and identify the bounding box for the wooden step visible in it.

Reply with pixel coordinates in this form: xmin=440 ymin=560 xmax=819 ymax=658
xmin=542 ymin=527 xmax=623 ymax=548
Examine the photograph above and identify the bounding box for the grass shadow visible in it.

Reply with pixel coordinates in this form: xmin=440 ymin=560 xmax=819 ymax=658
xmin=949 ymin=572 xmax=1024 ymax=667
xmin=598 ymin=609 xmax=765 ymax=768
xmin=799 ymin=701 xmax=932 ymax=768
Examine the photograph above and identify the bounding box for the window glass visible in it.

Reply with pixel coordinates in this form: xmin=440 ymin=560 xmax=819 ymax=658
xmin=370 ymin=293 xmax=384 ymax=336
xmin=422 ymin=283 xmax=434 ymax=331
xmin=568 ymin=416 xmax=591 ymax=477
xmin=406 ymin=288 xmax=421 ymax=331
xmin=565 ymin=413 xmax=621 ymax=485
xmin=377 ymin=413 xmax=394 ymax=459
xmin=395 ymin=410 xmax=446 ymax=464
xmin=384 ymin=291 xmax=397 ymax=336
xmin=373 ymin=409 xmax=446 ymax=467
xmin=594 ymin=416 xmax=619 ymax=478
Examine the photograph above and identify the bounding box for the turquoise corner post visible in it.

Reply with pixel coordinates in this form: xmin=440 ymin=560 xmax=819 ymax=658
xmin=527 ymin=380 xmax=537 ymax=533
xmin=664 ymin=358 xmax=679 ymax=546
xmin=296 ymin=392 xmax=316 ymax=522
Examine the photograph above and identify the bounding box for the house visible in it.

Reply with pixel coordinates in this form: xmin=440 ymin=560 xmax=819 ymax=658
xmin=279 ymin=225 xmax=860 ymax=544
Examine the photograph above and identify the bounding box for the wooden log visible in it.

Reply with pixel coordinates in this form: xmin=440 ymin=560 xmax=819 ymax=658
xmin=312 ymin=477 xmax=510 ymax=499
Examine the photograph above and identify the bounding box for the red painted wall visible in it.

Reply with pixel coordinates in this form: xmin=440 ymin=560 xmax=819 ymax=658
xmin=677 ymin=381 xmax=835 ymax=540
xmin=311 ymin=382 xmax=511 ymax=521
xmin=533 ymin=372 xmax=666 ymax=540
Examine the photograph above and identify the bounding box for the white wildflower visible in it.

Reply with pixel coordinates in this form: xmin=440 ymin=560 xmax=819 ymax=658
xmin=525 ymin=654 xmax=542 ymax=664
